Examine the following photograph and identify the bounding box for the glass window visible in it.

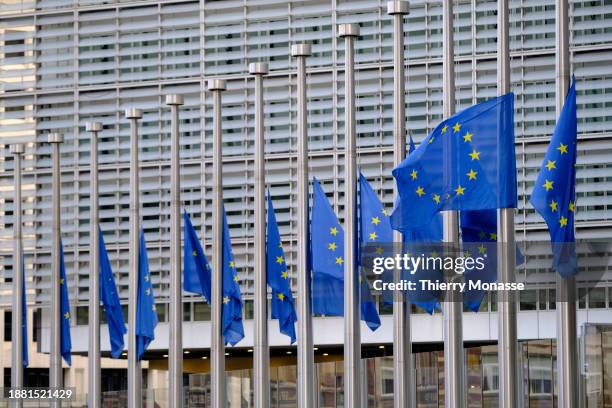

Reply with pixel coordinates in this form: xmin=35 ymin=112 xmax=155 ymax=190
xmin=588 ymin=288 xmax=606 ymax=309
xmin=548 ymin=289 xmax=556 ymax=310
xmin=183 ymin=302 xmax=192 ymax=322
xmin=520 ymin=290 xmax=537 ymax=311
xmin=4 ymin=310 xmax=12 ymax=342
xmin=76 ymin=306 xmax=88 ymax=325
xmin=193 ymin=302 xmax=210 ymax=321
xmin=156 ymin=304 xmax=166 ymax=322
xmin=243 ymin=300 xmax=254 ymax=320
xmin=578 ymin=288 xmax=588 ymax=309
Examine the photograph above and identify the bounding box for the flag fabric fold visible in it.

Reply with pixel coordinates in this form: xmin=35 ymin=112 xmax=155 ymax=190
xmin=221 ymin=205 xmax=245 ymax=346
xmin=183 ymin=211 xmax=212 ymax=302
xmin=530 ymin=78 xmax=578 ymax=278
xmin=99 ymin=227 xmax=127 ymax=358
xmin=136 ymin=229 xmax=157 ymax=360
xmin=266 ymin=193 xmax=298 ymax=343
xmin=59 ymin=241 xmax=72 ymax=365
xmin=391 ymin=93 xmax=517 ymax=233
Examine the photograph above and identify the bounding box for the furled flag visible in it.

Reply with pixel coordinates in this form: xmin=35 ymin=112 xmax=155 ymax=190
xmin=530 ymin=78 xmax=578 ymax=278
xmin=391 ymin=93 xmax=517 ymax=233
xmin=21 ymin=259 xmax=28 ymax=367
xmin=266 ymin=193 xmax=297 ymax=343
xmin=221 ymin=205 xmax=245 ymax=346
xmin=183 ymin=211 xmax=212 ymax=302
xmin=136 ymin=229 xmax=157 ymax=360
xmin=99 ymin=227 xmax=127 ymax=358
xmin=408 ymin=133 xmax=416 ymax=155
xmin=59 ymin=240 xmax=72 ymax=365
xmin=311 ymin=177 xmax=381 ymax=330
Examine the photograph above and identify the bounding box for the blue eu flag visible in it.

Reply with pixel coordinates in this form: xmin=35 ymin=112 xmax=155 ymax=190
xmin=530 ymin=78 xmax=578 ymax=278
xmin=311 ymin=178 xmax=381 ymax=330
xmin=59 ymin=240 xmax=72 ymax=365
xmin=266 ymin=193 xmax=297 ymax=343
xmin=21 ymin=260 xmax=28 ymax=367
xmin=391 ymin=93 xmax=517 ymax=233
xmin=99 ymin=227 xmax=127 ymax=358
xmin=408 ymin=133 xmax=416 ymax=155
xmin=136 ymin=230 xmax=157 ymax=360
xmin=221 ymin=205 xmax=245 ymax=346
xmin=183 ymin=211 xmax=212 ymax=302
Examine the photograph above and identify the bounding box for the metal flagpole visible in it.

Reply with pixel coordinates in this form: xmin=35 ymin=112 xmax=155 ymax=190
xmin=208 ymin=79 xmax=227 ymax=408
xmin=249 ymin=62 xmax=270 ymax=408
xmin=11 ymin=143 xmax=25 ymax=408
xmin=291 ymin=43 xmax=314 ymax=408
xmin=86 ymin=122 xmax=102 ymax=408
xmin=339 ymin=22 xmax=361 ymax=408
xmin=387 ymin=3 xmax=413 ymax=407
xmin=48 ymin=132 xmax=63 ymax=408
xmin=167 ymin=94 xmax=185 ymax=408
xmin=441 ymin=1 xmax=465 ymax=407
xmin=496 ymin=1 xmax=518 ymax=407
xmin=125 ymin=108 xmax=143 ymax=408
xmin=555 ymin=0 xmax=577 ymax=405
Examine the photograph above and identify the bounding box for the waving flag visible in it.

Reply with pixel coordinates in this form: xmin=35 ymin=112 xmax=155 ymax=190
xmin=391 ymin=93 xmax=517 ymax=233
xmin=99 ymin=227 xmax=127 ymax=358
xmin=311 ymin=177 xmax=381 ymax=330
xmin=59 ymin=241 xmax=72 ymax=365
xmin=530 ymin=78 xmax=578 ymax=278
xmin=183 ymin=211 xmax=212 ymax=302
xmin=136 ymin=230 xmax=157 ymax=360
xmin=21 ymin=260 xmax=28 ymax=367
xmin=266 ymin=193 xmax=297 ymax=343
xmin=221 ymin=205 xmax=245 ymax=346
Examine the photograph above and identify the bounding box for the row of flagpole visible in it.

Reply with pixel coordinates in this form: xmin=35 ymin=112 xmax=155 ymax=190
xmin=7 ymin=0 xmax=580 ymax=407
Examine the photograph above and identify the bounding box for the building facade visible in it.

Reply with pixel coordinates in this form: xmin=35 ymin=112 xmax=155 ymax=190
xmin=0 ymin=0 xmax=612 ymax=405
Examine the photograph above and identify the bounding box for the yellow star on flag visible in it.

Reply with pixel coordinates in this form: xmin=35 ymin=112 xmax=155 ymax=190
xmin=416 ymin=186 xmax=425 ymax=197
xmin=223 ymin=296 xmax=230 ymax=304
xmin=330 ymin=227 xmax=338 ymax=236
xmin=545 ymin=160 xmax=556 ymax=171
xmin=328 ymin=242 xmax=337 ymax=251
xmin=442 ymin=125 xmax=448 ymax=133
xmin=381 ymin=209 xmax=389 ymax=216
xmin=463 ymin=132 xmax=473 ymax=142
xmin=433 ymin=194 xmax=441 ymax=204
xmin=557 ymin=143 xmax=568 ymax=154
xmin=193 ymin=250 xmax=197 ymax=256
xmin=276 ymin=255 xmax=284 ymax=265
xmin=489 ymin=233 xmax=497 ymax=241
xmin=64 ymin=312 xmax=70 ymax=320
xmin=478 ymin=245 xmax=486 ymax=254
xmin=229 ymin=261 xmax=235 ymax=268
xmin=371 ymin=216 xmax=380 ymax=225
xmin=559 ymin=216 xmax=568 ymax=227
xmin=469 ymin=149 xmax=480 ymax=161
xmin=466 ymin=169 xmax=477 ymax=180
xmin=478 ymin=231 xmax=486 ymax=239
xmin=410 ymin=169 xmax=417 ymax=180
xmin=543 ymin=179 xmax=554 ymax=191
xmin=335 ymin=257 xmax=344 ymax=265
xmin=60 ymin=278 xmax=64 ymax=285
xmin=569 ymin=201 xmax=575 ymax=212
xmin=233 ymin=275 xmax=239 ymax=283
xmin=455 ymin=185 xmax=465 ymax=196
xmin=369 ymin=232 xmax=378 ymax=241
xmin=453 ymin=122 xmax=461 ymax=133
xmin=281 ymin=271 xmax=288 ymax=279
xmin=277 ymin=293 xmax=285 ymax=301
xmin=146 ymin=287 xmax=151 ymax=296
xmin=550 ymin=200 xmax=558 ymax=212
xmin=375 ymin=247 xmax=384 ymax=255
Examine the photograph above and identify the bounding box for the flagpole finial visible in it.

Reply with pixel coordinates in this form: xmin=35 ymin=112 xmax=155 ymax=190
xmin=338 ymin=23 xmax=360 ymax=37
xmin=165 ymin=94 xmax=184 ymax=106
xmin=387 ymin=1 xmax=410 ymax=15
xmin=207 ymin=79 xmax=227 ymax=91
xmin=248 ymin=62 xmax=269 ymax=75
xmin=125 ymin=108 xmax=142 ymax=119
xmin=47 ymin=133 xmax=63 ymax=144
xmin=10 ymin=143 xmax=25 ymax=155
xmin=291 ymin=43 xmax=311 ymax=57
xmin=85 ymin=122 xmax=102 ymax=132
